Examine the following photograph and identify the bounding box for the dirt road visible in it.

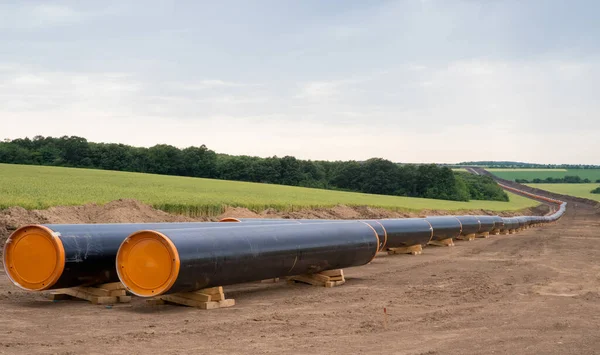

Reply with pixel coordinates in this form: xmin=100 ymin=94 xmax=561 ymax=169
xmin=0 ymin=201 xmax=599 ymax=354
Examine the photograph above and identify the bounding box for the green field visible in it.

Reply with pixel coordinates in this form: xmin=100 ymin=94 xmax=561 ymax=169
xmin=0 ymin=164 xmax=539 ymax=216
xmin=488 ymin=168 xmax=600 ymax=181
xmin=527 ymin=183 xmax=600 ymax=202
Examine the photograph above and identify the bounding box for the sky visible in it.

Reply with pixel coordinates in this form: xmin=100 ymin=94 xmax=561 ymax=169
xmin=1 ymin=0 xmax=599 ymax=164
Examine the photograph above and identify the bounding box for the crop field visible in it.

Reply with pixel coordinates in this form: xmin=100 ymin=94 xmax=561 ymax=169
xmin=527 ymin=183 xmax=600 ymax=202
xmin=0 ymin=163 xmax=538 ymax=216
xmin=488 ymin=168 xmax=600 ymax=181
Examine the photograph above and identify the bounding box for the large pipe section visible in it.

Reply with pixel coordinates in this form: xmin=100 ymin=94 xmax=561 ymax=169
xmin=377 ymin=219 xmax=433 ymax=248
xmin=475 ymin=216 xmax=496 ymax=234
xmin=3 ymin=221 xmax=301 ymax=291
xmin=224 ymin=218 xmax=435 ymax=249
xmin=424 ymin=217 xmax=462 ymax=242
xmin=455 ymin=216 xmax=481 ymax=236
xmin=116 ymin=222 xmax=379 ymax=296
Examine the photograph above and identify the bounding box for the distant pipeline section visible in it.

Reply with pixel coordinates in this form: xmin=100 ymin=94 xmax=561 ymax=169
xmin=3 ymin=187 xmax=566 ymax=295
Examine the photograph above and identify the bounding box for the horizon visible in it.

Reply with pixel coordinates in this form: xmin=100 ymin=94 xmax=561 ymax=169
xmin=2 ymin=1 xmax=599 ymax=164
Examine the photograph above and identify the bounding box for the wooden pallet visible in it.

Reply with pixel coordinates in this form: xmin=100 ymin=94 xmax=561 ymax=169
xmin=456 ymin=233 xmax=476 ymax=241
xmin=387 ymin=244 xmax=423 ymax=255
xmin=428 ymin=238 xmax=454 ymax=247
xmin=49 ymin=282 xmax=131 ymax=305
xmin=491 ymin=230 xmax=501 ymax=235
xmin=477 ymin=232 xmax=490 ymax=239
xmin=501 ymin=230 xmax=510 ymax=235
xmin=509 ymin=229 xmax=517 ymax=234
xmin=287 ymin=269 xmax=345 ymax=288
xmin=150 ymin=286 xmax=235 ymax=309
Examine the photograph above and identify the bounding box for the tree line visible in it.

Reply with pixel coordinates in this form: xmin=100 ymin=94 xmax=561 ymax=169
xmin=515 ymin=176 xmax=600 ymax=184
xmin=0 ymin=136 xmax=508 ymax=202
xmin=458 ymin=161 xmax=600 ymax=169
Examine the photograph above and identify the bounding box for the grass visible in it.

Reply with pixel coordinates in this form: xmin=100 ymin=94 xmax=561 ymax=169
xmin=527 ymin=183 xmax=600 ymax=202
xmin=488 ymin=168 xmax=600 ymax=181
xmin=0 ymin=163 xmax=539 ymax=217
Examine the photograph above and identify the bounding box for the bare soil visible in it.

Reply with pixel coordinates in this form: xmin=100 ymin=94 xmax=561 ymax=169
xmin=1 ymin=200 xmax=596 ymax=354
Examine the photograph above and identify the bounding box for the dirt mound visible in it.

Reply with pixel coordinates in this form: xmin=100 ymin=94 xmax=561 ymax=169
xmin=38 ymin=199 xmax=192 ymax=224
xmin=218 ymin=207 xmax=261 ymax=220
xmin=0 ymin=206 xmax=49 ymax=230
xmin=217 ymin=204 xmax=541 ymax=221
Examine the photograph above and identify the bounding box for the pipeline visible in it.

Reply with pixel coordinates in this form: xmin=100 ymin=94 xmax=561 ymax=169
xmin=117 ymin=222 xmax=379 ymax=296
xmin=3 ymin=185 xmax=567 ymax=294
xmin=2 ymin=221 xmax=305 ymax=291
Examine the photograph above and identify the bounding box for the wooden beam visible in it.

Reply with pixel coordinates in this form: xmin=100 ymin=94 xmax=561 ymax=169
xmin=428 ymin=238 xmax=454 ymax=247
xmin=387 ymin=244 xmax=423 ymax=255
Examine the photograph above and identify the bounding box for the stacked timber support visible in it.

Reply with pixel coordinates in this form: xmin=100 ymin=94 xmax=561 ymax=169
xmin=387 ymin=244 xmax=423 ymax=255
xmin=150 ymin=286 xmax=235 ymax=309
xmin=287 ymin=269 xmax=345 ymax=287
xmin=456 ymin=233 xmax=476 ymax=241
xmin=49 ymin=282 xmax=131 ymax=305
xmin=428 ymin=238 xmax=455 ymax=247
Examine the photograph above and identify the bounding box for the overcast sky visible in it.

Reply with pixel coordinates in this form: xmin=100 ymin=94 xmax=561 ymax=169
xmin=1 ymin=0 xmax=599 ymax=164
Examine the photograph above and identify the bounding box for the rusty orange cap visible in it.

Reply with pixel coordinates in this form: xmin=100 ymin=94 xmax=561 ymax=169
xmin=218 ymin=217 xmax=241 ymax=222
xmin=3 ymin=225 xmax=65 ymax=291
xmin=116 ymin=230 xmax=180 ymax=297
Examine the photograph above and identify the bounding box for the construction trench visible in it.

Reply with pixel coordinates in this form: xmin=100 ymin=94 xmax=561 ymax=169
xmin=2 ymin=185 xmax=566 ymax=309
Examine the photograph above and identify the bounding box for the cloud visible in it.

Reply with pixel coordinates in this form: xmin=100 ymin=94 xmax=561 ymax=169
xmin=0 ymin=3 xmax=83 ymax=29
xmin=296 ymin=81 xmax=341 ymax=100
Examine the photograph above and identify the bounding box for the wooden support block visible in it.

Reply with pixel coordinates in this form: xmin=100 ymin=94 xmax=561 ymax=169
xmin=456 ymin=233 xmax=476 ymax=241
xmin=428 ymin=238 xmax=454 ymax=247
xmin=49 ymin=294 xmax=73 ymax=301
xmin=501 ymin=230 xmax=510 ymax=235
xmin=146 ymin=299 xmax=166 ymax=306
xmin=509 ymin=230 xmax=516 ymax=234
xmin=99 ymin=282 xmax=127 ymax=291
xmin=154 ymin=286 xmax=234 ymax=309
xmin=118 ymin=296 xmax=132 ymax=303
xmin=287 ymin=269 xmax=345 ymax=287
xmin=477 ymin=232 xmax=490 ymax=239
xmin=320 ymin=269 xmax=344 ymax=278
xmin=49 ymin=282 xmax=130 ymax=305
xmin=387 ymin=244 xmax=423 ymax=255
xmin=260 ymin=278 xmax=280 ymax=283
xmin=91 ymin=296 xmax=119 ymax=305
xmin=492 ymin=230 xmax=501 ymax=235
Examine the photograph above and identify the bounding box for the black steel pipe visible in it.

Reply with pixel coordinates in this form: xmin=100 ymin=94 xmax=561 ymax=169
xmin=475 ymin=216 xmax=496 ymax=234
xmin=377 ymin=219 xmax=433 ymax=248
xmin=224 ymin=218 xmax=388 ymax=251
xmin=502 ymin=217 xmax=519 ymax=231
xmin=455 ymin=216 xmax=481 ymax=236
xmin=491 ymin=216 xmax=505 ymax=232
xmin=3 ymin=221 xmax=298 ymax=291
xmin=116 ymin=222 xmax=379 ymax=297
xmin=424 ymin=217 xmax=462 ymax=241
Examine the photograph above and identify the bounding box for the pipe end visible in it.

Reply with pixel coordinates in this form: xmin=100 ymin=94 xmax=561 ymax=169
xmin=218 ymin=217 xmax=241 ymax=222
xmin=3 ymin=225 xmax=65 ymax=291
xmin=117 ymin=230 xmax=180 ymax=297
